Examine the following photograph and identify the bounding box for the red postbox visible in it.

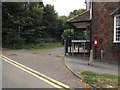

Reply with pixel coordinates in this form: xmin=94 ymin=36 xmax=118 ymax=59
xmin=93 ymin=35 xmax=98 ymax=46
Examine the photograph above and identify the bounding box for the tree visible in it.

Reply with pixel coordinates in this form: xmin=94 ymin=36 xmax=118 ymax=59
xmin=69 ymin=9 xmax=86 ymax=18
xmin=22 ymin=2 xmax=45 ymax=43
xmin=2 ymin=2 xmax=86 ymax=48
xmin=2 ymin=2 xmax=45 ymax=46
xmin=2 ymin=2 xmax=27 ymax=45
xmin=43 ymin=4 xmax=58 ymax=38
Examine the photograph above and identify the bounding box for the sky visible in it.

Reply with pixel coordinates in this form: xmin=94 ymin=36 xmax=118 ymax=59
xmin=43 ymin=0 xmax=86 ymax=16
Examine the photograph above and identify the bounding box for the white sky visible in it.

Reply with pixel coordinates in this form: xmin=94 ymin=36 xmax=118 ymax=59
xmin=43 ymin=0 xmax=86 ymax=16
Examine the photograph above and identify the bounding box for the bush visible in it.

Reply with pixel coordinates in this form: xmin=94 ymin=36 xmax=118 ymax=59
xmin=61 ymin=29 xmax=74 ymax=40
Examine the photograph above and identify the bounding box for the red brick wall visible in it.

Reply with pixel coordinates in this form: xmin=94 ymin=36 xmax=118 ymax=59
xmin=91 ymin=2 xmax=120 ymax=61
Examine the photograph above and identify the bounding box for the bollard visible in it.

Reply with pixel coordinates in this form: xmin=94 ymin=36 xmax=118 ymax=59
xmin=88 ymin=50 xmax=93 ymax=65
xmin=100 ymin=49 xmax=104 ymax=59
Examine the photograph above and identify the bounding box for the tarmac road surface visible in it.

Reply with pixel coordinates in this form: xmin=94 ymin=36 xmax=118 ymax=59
xmin=2 ymin=47 xmax=86 ymax=88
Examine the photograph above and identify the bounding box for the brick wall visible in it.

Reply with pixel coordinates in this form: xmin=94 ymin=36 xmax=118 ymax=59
xmin=91 ymin=2 xmax=120 ymax=61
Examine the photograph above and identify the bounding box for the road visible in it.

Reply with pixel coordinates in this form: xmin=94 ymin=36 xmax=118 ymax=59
xmin=2 ymin=47 xmax=86 ymax=88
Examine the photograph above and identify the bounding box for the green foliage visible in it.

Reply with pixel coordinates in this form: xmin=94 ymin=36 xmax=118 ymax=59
xmin=2 ymin=2 xmax=46 ymax=46
xmin=58 ymin=16 xmax=71 ymax=30
xmin=80 ymin=71 xmax=120 ymax=88
xmin=75 ymin=31 xmax=86 ymax=36
xmin=69 ymin=9 xmax=86 ymax=18
xmin=81 ymin=71 xmax=98 ymax=76
xmin=2 ymin=2 xmax=86 ymax=49
xmin=5 ymin=42 xmax=62 ymax=50
xmin=61 ymin=29 xmax=86 ymax=40
xmin=81 ymin=71 xmax=120 ymax=79
xmin=43 ymin=4 xmax=65 ymax=40
xmin=2 ymin=2 xmax=62 ymax=48
xmin=61 ymin=29 xmax=74 ymax=40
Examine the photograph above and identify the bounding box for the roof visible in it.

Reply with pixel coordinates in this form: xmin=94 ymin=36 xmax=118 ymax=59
xmin=110 ymin=5 xmax=120 ymax=16
xmin=67 ymin=10 xmax=91 ymax=23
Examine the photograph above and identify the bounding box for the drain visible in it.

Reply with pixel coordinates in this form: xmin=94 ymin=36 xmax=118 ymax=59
xmin=9 ymin=54 xmax=17 ymax=56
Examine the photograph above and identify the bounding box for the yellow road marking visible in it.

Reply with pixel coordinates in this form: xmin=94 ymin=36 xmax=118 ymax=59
xmin=1 ymin=57 xmax=62 ymax=88
xmin=1 ymin=55 xmax=70 ymax=88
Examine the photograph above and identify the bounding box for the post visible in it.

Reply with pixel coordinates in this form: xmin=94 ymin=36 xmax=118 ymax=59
xmin=94 ymin=46 xmax=97 ymax=59
xmin=100 ymin=49 xmax=104 ymax=59
xmin=93 ymin=35 xmax=98 ymax=59
xmin=88 ymin=50 xmax=93 ymax=65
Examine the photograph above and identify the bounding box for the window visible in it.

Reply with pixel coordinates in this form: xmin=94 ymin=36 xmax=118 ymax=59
xmin=114 ymin=15 xmax=120 ymax=43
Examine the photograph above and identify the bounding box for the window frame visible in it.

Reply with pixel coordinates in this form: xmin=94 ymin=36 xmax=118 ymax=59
xmin=114 ymin=14 xmax=120 ymax=43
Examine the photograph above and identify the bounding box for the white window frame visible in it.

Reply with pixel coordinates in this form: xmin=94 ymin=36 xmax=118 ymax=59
xmin=114 ymin=15 xmax=120 ymax=43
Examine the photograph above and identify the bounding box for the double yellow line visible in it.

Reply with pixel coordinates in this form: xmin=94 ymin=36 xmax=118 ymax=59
xmin=0 ymin=55 xmax=70 ymax=89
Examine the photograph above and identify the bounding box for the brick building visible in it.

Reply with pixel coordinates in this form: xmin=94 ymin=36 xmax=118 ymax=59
xmin=67 ymin=0 xmax=120 ymax=62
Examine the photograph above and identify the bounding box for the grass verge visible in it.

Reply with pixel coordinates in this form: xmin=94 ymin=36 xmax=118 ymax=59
xmin=3 ymin=42 xmax=62 ymax=50
xmin=77 ymin=71 xmax=120 ymax=88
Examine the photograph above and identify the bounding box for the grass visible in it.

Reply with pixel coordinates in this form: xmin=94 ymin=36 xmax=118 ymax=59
xmin=3 ymin=42 xmax=63 ymax=50
xmin=77 ymin=71 xmax=120 ymax=88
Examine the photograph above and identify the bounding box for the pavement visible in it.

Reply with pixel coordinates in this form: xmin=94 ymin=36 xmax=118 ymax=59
xmin=64 ymin=55 xmax=118 ymax=76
